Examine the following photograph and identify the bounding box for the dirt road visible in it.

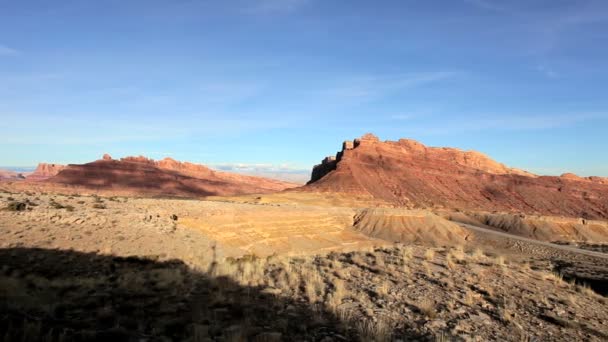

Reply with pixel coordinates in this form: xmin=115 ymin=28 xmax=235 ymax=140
xmin=459 ymin=222 xmax=608 ymax=259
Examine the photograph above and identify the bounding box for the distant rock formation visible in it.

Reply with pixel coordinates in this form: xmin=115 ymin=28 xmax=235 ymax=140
xmin=0 ymin=169 xmax=27 ymax=180
xmin=43 ymin=154 xmax=298 ymax=197
xmin=305 ymin=134 xmax=608 ymax=220
xmin=26 ymin=163 xmax=66 ymax=181
xmin=561 ymin=173 xmax=608 ymax=185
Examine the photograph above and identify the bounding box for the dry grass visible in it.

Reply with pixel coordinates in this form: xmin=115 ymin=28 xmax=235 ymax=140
xmin=471 ymin=248 xmax=485 ymax=260
xmin=446 ymin=253 xmax=456 ymax=270
xmin=377 ymin=279 xmax=390 ymax=296
xmin=494 ymin=255 xmax=505 ymax=267
xmin=424 ymin=249 xmax=435 ymax=261
xmin=417 ymin=298 xmax=437 ymax=318
xmin=356 ymin=317 xmax=392 ymax=342
xmin=464 ymin=290 xmax=476 ymax=306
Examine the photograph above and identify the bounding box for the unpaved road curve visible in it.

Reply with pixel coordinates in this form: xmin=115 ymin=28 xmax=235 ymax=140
xmin=458 ymin=222 xmax=608 ymax=260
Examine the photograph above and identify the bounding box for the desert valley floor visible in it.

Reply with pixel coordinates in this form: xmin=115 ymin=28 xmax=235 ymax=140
xmin=1 ymin=190 xmax=607 ymax=342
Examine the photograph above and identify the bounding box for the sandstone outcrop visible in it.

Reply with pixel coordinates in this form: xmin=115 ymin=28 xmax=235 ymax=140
xmin=305 ymin=134 xmax=608 ymax=219
xmin=43 ymin=155 xmax=298 ymax=197
xmin=26 ymin=163 xmax=66 ymax=181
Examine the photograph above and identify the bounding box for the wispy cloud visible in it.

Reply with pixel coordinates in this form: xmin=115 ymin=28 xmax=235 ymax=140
xmin=323 ymin=71 xmax=459 ymax=102
xmin=246 ymin=0 xmax=310 ymax=14
xmin=464 ymin=0 xmax=608 ymax=53
xmin=395 ymin=112 xmax=606 ymax=136
xmin=0 ymin=44 xmax=19 ymax=56
xmin=0 ymin=115 xmax=293 ymax=145
xmin=463 ymin=0 xmax=510 ymax=13
xmin=535 ymin=64 xmax=559 ymax=79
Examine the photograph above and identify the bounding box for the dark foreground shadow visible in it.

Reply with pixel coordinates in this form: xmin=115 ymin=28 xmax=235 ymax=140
xmin=0 ymin=248 xmax=431 ymax=342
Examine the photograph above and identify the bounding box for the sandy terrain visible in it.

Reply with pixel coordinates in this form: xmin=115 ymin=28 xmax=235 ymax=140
xmin=1 ymin=189 xmax=608 ymax=341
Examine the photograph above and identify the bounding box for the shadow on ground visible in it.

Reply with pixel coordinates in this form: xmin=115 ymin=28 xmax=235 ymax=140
xmin=0 ymin=247 xmax=430 ymax=341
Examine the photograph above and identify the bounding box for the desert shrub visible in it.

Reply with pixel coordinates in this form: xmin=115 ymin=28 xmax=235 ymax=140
xmin=24 ymin=199 xmax=38 ymax=207
xmin=6 ymin=201 xmax=26 ymax=211
xmin=49 ymin=200 xmax=74 ymax=211
xmin=92 ymin=203 xmax=106 ymax=209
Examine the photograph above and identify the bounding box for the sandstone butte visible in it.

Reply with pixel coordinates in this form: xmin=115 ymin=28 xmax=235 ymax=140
xmin=25 ymin=163 xmax=67 ymax=181
xmin=24 ymin=154 xmax=298 ymax=197
xmin=304 ymin=133 xmax=608 ymax=220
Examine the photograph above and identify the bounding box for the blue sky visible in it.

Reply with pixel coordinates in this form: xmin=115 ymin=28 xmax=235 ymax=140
xmin=1 ymin=0 xmax=607 ymax=178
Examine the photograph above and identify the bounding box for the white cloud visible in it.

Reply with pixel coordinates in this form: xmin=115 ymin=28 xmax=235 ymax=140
xmin=0 ymin=45 xmax=19 ymax=56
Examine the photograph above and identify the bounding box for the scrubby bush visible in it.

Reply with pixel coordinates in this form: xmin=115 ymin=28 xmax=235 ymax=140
xmin=6 ymin=201 xmax=26 ymax=211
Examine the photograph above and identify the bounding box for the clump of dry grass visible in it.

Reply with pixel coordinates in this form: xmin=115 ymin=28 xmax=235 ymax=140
xmin=304 ymin=267 xmax=326 ymax=303
xmin=471 ymin=248 xmax=485 ymax=260
xmin=401 ymin=246 xmax=413 ymax=262
xmin=327 ymin=277 xmax=347 ymax=309
xmin=356 ymin=317 xmax=392 ymax=342
xmin=446 ymin=253 xmax=456 ymax=270
xmin=464 ymin=290 xmax=476 ymax=306
xmin=424 ymin=249 xmax=435 ymax=261
xmin=576 ymin=283 xmax=599 ymax=297
xmin=494 ymin=255 xmax=505 ymax=267
xmin=417 ymin=298 xmax=437 ymax=318
xmin=377 ymin=279 xmax=390 ymax=296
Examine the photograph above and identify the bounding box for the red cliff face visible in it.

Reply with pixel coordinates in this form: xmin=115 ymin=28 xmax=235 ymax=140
xmin=305 ymin=134 xmax=608 ymax=220
xmin=26 ymin=163 xmax=67 ymax=181
xmin=45 ymin=154 xmax=298 ymax=197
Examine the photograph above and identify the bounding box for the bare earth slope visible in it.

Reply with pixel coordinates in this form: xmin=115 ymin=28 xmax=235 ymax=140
xmin=29 ymin=155 xmax=298 ymax=197
xmin=305 ymin=134 xmax=608 ymax=220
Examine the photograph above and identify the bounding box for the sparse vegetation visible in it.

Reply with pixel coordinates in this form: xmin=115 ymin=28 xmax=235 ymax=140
xmin=0 ymin=191 xmax=606 ymax=341
xmin=5 ymin=201 xmax=26 ymax=211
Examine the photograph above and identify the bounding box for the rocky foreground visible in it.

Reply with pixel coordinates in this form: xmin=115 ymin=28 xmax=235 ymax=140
xmin=1 ymin=244 xmax=607 ymax=341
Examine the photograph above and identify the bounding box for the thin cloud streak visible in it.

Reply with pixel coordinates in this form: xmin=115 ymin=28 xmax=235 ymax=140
xmin=397 ymin=112 xmax=607 ymax=136
xmin=0 ymin=115 xmax=294 ymax=145
xmin=245 ymin=0 xmax=310 ymax=14
xmin=323 ymin=71 xmax=459 ymax=102
xmin=0 ymin=44 xmax=19 ymax=56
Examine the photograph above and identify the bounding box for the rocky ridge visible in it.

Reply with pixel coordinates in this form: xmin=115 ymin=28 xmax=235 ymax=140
xmin=38 ymin=154 xmax=298 ymax=197
xmin=305 ymin=134 xmax=608 ymax=219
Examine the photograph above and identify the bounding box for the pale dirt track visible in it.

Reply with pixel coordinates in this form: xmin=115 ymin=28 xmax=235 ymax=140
xmin=459 ymin=222 xmax=608 ymax=259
